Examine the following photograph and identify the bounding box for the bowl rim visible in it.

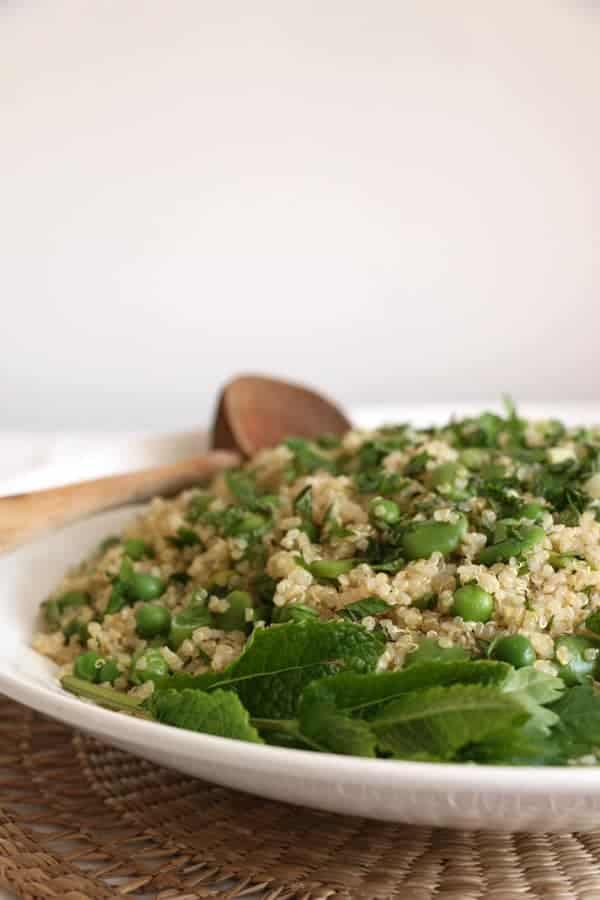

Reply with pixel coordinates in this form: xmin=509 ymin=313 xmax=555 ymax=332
xmin=3 ymin=660 xmax=600 ymax=795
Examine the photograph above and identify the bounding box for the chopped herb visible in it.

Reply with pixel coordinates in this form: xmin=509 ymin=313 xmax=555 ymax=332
xmin=340 ymin=597 xmax=390 ymax=621
xmin=168 ymin=527 xmax=202 ymax=549
xmin=293 ymin=485 xmax=319 ymax=541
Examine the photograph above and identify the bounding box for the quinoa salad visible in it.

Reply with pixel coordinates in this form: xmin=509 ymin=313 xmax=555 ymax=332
xmin=33 ymin=404 xmax=600 ymax=764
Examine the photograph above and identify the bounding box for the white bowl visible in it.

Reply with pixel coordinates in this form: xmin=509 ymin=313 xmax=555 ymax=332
xmin=4 ymin=403 xmax=600 ymax=833
xmin=4 ymin=506 xmax=600 ymax=832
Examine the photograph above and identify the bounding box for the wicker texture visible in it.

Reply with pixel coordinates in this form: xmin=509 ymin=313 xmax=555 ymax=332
xmin=2 ymin=698 xmax=600 ymax=899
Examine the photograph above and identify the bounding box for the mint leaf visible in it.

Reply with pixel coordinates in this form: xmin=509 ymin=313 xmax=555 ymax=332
xmin=297 ymin=660 xmax=511 ymax=757
xmin=157 ymin=620 xmax=385 ymax=719
xmin=340 ymin=597 xmax=390 ymax=621
xmin=460 ymin=729 xmax=564 ymax=765
xmin=298 ymin=660 xmax=510 ymax=721
xmin=256 ymin=720 xmax=324 ymax=751
xmin=150 ymin=689 xmax=263 ymax=743
xmin=371 ymin=684 xmax=528 ymax=760
xmin=299 ymin=705 xmax=377 ymax=757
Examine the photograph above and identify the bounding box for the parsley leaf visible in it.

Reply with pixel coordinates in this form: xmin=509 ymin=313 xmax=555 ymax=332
xmin=500 ymin=666 xmax=564 ymax=731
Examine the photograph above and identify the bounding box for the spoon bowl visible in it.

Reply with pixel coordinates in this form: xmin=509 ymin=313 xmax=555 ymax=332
xmin=212 ymin=374 xmax=351 ymax=456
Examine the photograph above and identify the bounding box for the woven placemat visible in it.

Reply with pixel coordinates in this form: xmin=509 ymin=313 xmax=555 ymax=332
xmin=2 ymin=697 xmax=600 ymax=900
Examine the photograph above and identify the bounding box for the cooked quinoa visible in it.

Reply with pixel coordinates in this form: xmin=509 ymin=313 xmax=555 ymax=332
xmin=34 ymin=406 xmax=600 ymax=701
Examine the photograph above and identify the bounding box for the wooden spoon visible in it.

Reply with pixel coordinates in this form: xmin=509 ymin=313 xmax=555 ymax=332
xmin=212 ymin=374 xmax=351 ymax=456
xmin=0 ymin=375 xmax=351 ymax=554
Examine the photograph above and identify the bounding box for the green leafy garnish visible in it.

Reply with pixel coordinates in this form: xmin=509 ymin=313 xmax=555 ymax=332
xmin=285 ymin=438 xmax=336 ymax=477
xmin=151 ymin=689 xmax=263 ymax=743
xmin=294 ymin=485 xmax=319 ymax=541
xmin=168 ymin=527 xmax=202 ymax=549
xmin=339 ymin=597 xmax=390 ymax=621
xmin=156 ymin=619 xmax=385 ymax=719
xmin=371 ymin=684 xmax=528 ymax=760
xmin=53 ymin=406 xmax=600 ymax=767
xmin=405 ymin=638 xmax=470 ymax=667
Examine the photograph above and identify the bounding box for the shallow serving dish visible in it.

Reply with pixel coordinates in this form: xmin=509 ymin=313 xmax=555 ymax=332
xmin=4 ymin=405 xmax=600 ymax=832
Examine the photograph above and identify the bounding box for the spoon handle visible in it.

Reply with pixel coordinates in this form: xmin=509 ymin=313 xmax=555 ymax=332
xmin=0 ymin=450 xmax=240 ymax=555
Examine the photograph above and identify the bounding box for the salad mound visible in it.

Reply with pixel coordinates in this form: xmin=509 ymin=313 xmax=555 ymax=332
xmin=34 ymin=403 xmax=600 ymax=763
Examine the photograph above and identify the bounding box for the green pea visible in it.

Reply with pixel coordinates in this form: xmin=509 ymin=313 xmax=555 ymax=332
xmin=124 ymin=538 xmax=153 ymax=560
xmin=401 ymin=516 xmax=467 ymax=561
xmin=129 ymin=572 xmax=165 ymax=602
xmin=518 ymin=502 xmax=545 ymax=523
xmin=369 ymin=496 xmax=401 ymax=526
xmin=135 ymin=604 xmax=172 ymax=638
xmin=130 ymin=648 xmax=169 ymax=684
xmin=478 ymin=525 xmax=545 ymax=565
xmin=307 ymin=559 xmax=357 ymax=579
xmin=585 ymin=612 xmax=600 ymax=635
xmin=555 ymin=635 xmax=600 ymax=686
xmin=97 ymin=659 xmax=120 ymax=683
xmin=430 ymin=462 xmax=461 ymax=489
xmin=216 ymin=590 xmax=254 ymax=631
xmin=451 ymin=584 xmax=494 ymax=622
xmin=168 ymin=606 xmax=213 ymax=649
xmin=73 ymin=651 xmax=101 ymax=683
xmin=491 ymin=634 xmax=535 ymax=668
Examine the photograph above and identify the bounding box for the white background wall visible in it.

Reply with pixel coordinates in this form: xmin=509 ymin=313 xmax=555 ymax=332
xmin=2 ymin=1 xmax=599 ymax=431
